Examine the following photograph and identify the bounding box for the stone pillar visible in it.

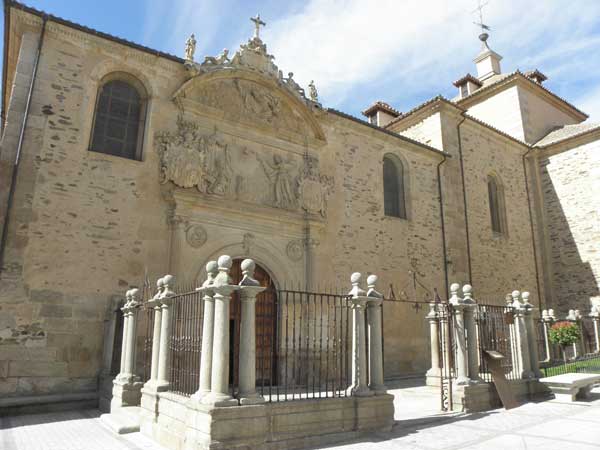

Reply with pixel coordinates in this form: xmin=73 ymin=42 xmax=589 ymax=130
xmin=541 ymin=310 xmax=553 ymax=363
xmin=192 ymin=261 xmax=218 ymax=401
xmin=512 ymin=290 xmax=533 ymax=379
xmin=590 ymin=306 xmax=600 ymax=354
xmin=117 ymin=291 xmax=131 ymax=381
xmin=462 ymin=285 xmax=480 ymax=382
xmin=347 ymin=273 xmax=373 ymax=397
xmin=203 ymin=255 xmax=239 ymax=407
xmin=123 ymin=289 xmax=141 ymax=379
xmin=366 ymin=274 xmax=386 ymax=395
xmin=156 ymin=275 xmax=176 ymax=390
xmin=522 ymin=292 xmax=542 ymax=378
xmin=450 ymin=283 xmax=469 ymax=385
xmin=566 ymin=310 xmax=579 ymax=359
xmin=111 ymin=288 xmax=143 ymax=411
xmin=425 ymin=302 xmax=441 ymax=385
xmin=238 ymin=259 xmax=266 ymax=404
xmin=144 ymin=278 xmax=165 ymax=389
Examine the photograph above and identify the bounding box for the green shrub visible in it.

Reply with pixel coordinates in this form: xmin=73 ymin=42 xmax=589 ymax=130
xmin=549 ymin=321 xmax=581 ymax=364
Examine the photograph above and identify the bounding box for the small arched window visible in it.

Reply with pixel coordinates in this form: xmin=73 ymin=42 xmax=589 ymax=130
xmin=383 ymin=155 xmax=407 ymax=219
xmin=89 ymin=74 xmax=147 ymax=160
xmin=487 ymin=174 xmax=506 ymax=234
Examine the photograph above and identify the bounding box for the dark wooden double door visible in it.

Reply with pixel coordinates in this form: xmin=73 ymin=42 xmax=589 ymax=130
xmin=229 ymin=259 xmax=278 ymax=387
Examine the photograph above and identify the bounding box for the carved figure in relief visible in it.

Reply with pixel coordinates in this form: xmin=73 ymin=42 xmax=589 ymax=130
xmin=202 ymin=134 xmax=233 ymax=195
xmin=259 ymin=154 xmax=298 ymax=209
xmin=308 ymin=80 xmax=318 ymax=102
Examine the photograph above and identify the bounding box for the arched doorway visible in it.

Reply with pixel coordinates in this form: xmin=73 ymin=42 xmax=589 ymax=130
xmin=229 ymin=258 xmax=278 ymax=388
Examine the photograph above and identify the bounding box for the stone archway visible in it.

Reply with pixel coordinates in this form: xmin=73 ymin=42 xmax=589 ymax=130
xmin=229 ymin=258 xmax=278 ymax=388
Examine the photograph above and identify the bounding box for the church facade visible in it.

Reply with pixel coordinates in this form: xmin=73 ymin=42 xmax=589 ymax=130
xmin=0 ymin=1 xmax=598 ymax=409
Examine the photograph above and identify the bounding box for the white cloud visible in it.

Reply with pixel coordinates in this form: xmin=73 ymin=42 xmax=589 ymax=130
xmin=263 ymin=0 xmax=600 ymax=111
xmin=576 ymin=84 xmax=600 ymax=122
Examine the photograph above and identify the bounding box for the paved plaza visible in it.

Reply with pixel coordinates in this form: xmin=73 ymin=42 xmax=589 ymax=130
xmin=1 ymin=385 xmax=600 ymax=450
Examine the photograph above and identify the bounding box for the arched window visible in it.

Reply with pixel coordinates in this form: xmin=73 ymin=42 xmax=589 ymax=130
xmin=89 ymin=74 xmax=147 ymax=160
xmin=487 ymin=174 xmax=506 ymax=234
xmin=383 ymin=155 xmax=407 ymax=219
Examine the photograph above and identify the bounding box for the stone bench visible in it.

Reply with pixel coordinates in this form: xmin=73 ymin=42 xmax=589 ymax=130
xmin=540 ymin=373 xmax=600 ymax=402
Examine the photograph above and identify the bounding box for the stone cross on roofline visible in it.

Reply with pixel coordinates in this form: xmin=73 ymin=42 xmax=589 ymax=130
xmin=251 ymin=14 xmax=266 ymax=40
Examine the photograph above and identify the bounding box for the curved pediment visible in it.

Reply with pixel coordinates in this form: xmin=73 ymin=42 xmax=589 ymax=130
xmin=172 ymin=70 xmax=326 ymax=144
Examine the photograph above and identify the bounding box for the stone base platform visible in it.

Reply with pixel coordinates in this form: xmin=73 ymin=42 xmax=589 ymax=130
xmin=453 ymin=379 xmax=551 ymax=412
xmin=140 ymin=392 xmax=394 ymax=450
xmin=100 ymin=406 xmax=142 ymax=434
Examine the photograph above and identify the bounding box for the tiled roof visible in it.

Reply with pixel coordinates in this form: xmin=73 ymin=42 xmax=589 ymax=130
xmin=361 ymin=101 xmax=401 ymax=117
xmin=535 ymin=123 xmax=600 ymax=147
xmin=453 ymin=73 xmax=482 ymax=88
xmin=455 ymin=71 xmax=588 ymax=120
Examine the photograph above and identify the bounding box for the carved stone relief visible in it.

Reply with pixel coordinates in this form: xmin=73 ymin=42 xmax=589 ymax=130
xmin=286 ymin=240 xmax=303 ymax=262
xmin=156 ymin=116 xmax=334 ymax=217
xmin=190 ymin=78 xmax=308 ymax=136
xmin=185 ymin=224 xmax=207 ymax=248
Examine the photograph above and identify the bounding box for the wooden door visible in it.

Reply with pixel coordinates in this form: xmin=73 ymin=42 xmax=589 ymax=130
xmin=230 ymin=259 xmax=278 ymax=388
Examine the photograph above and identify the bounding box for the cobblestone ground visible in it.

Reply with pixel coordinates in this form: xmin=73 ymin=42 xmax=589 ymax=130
xmin=1 ymin=387 xmax=600 ymax=450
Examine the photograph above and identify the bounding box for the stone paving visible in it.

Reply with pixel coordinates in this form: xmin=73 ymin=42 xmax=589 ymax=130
xmin=1 ymin=386 xmax=600 ymax=450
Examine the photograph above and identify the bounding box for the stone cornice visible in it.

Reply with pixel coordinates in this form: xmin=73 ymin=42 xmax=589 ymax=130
xmin=535 ymin=127 xmax=600 ymax=157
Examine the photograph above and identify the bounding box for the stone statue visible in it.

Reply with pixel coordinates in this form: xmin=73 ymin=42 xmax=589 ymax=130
xmin=308 ymin=80 xmax=318 ymax=102
xmin=201 ymin=134 xmax=232 ymax=196
xmin=259 ymin=154 xmax=298 ymax=209
xmin=185 ymin=34 xmax=196 ymax=61
xmin=285 ymin=72 xmax=304 ymax=96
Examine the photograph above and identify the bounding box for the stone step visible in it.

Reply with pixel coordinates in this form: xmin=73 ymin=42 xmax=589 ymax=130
xmin=100 ymin=406 xmax=141 ymax=434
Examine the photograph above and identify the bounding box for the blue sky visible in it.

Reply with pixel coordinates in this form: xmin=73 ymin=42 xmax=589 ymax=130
xmin=3 ymin=0 xmax=600 ymax=121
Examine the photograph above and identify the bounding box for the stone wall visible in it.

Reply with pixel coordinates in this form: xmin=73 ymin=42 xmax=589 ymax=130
xmin=537 ymin=136 xmax=600 ymax=313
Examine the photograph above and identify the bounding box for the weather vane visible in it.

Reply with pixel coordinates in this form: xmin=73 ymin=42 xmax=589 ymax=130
xmin=472 ymin=0 xmax=491 ymax=40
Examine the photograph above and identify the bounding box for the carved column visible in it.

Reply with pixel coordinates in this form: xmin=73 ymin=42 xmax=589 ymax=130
xmin=123 ymin=289 xmax=141 ymax=380
xmin=204 ymin=255 xmax=239 ymax=407
xmin=450 ymin=283 xmax=470 ymax=385
xmin=192 ymin=261 xmax=218 ymax=401
xmin=462 ymin=285 xmax=480 ymax=382
xmin=541 ymin=309 xmax=553 ymax=363
xmin=238 ymin=259 xmax=266 ymax=404
xmin=168 ymin=215 xmax=188 ymax=283
xmin=522 ymin=292 xmax=542 ymax=378
xmin=512 ymin=291 xmax=533 ymax=379
xmin=144 ymin=278 xmax=164 ymax=389
xmin=117 ymin=291 xmax=131 ymax=381
xmin=425 ymin=302 xmax=441 ymax=385
xmin=156 ymin=275 xmax=176 ymax=390
xmin=347 ymin=273 xmax=373 ymax=397
xmin=366 ymin=275 xmax=386 ymax=394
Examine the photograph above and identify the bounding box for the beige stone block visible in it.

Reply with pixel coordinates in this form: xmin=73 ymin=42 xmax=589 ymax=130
xmin=8 ymin=361 xmax=68 ymax=378
xmin=0 ymin=377 xmax=18 ymax=395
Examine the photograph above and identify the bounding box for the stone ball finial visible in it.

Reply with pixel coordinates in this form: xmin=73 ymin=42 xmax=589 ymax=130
xmin=450 ymin=283 xmax=460 ymax=294
xmin=367 ymin=274 xmax=377 ymax=287
xmin=206 ymin=260 xmax=218 ymax=274
xmin=241 ymin=258 xmax=256 ymax=275
xmin=462 ymin=284 xmax=472 ymax=295
xmin=156 ymin=277 xmax=165 ymax=288
xmin=130 ymin=288 xmax=140 ymax=300
xmin=351 ymin=272 xmax=361 ymax=284
xmin=522 ymin=291 xmax=530 ymax=302
xmin=162 ymin=274 xmax=174 ymax=286
xmin=218 ymin=255 xmax=233 ymax=270
xmin=512 ymin=290 xmax=520 ymax=299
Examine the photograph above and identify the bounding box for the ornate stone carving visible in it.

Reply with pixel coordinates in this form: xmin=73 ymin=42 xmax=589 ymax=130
xmin=190 ymin=78 xmax=308 ymax=136
xmin=185 ymin=34 xmax=196 ymax=61
xmin=156 ymin=117 xmax=233 ymax=195
xmin=308 ymin=81 xmax=318 ymax=102
xmin=259 ymin=155 xmax=298 ymax=209
xmin=286 ymin=240 xmax=303 ymax=262
xmin=242 ymin=233 xmax=255 ymax=255
xmin=299 ymin=156 xmax=334 ymax=217
xmin=186 ymin=224 xmax=207 ymax=248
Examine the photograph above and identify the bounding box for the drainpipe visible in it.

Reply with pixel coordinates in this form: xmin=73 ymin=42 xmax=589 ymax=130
xmin=522 ymin=146 xmax=543 ymax=310
xmin=456 ymin=115 xmax=471 ymax=284
xmin=436 ymin=154 xmax=449 ymax=300
xmin=0 ymin=15 xmax=47 ymax=274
